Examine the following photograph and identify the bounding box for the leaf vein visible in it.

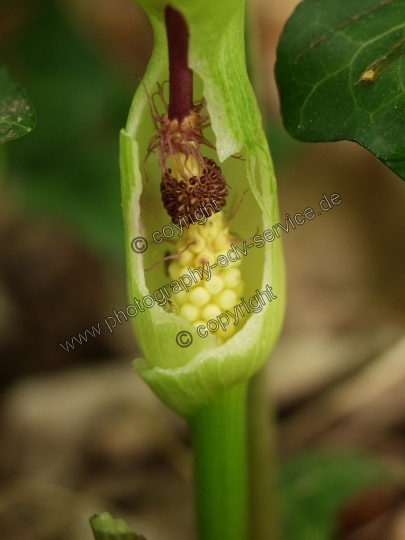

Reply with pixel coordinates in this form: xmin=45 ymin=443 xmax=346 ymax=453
xmin=295 ymin=0 xmax=397 ymax=61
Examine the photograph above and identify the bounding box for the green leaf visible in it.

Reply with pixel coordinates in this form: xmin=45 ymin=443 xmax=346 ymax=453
xmin=90 ymin=512 xmax=146 ymax=540
xmin=279 ymin=451 xmax=391 ymax=540
xmin=275 ymin=0 xmax=405 ymax=181
xmin=0 ymin=65 xmax=36 ymax=144
xmin=120 ymin=0 xmax=286 ymax=416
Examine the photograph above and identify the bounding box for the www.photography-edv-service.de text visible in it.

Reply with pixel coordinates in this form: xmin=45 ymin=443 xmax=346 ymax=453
xmin=59 ymin=192 xmax=342 ymax=351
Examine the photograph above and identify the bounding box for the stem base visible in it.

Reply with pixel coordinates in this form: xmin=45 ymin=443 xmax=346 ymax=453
xmin=188 ymin=381 xmax=248 ymax=540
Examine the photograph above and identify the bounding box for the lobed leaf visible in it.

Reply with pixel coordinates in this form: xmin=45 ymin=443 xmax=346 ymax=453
xmin=275 ymin=0 xmax=405 ymax=181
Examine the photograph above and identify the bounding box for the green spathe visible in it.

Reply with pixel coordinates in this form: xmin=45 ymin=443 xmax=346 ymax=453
xmin=120 ymin=0 xmax=285 ymax=417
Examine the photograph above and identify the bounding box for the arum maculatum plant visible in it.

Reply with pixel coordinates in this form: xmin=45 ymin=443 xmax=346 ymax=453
xmin=119 ymin=1 xmax=285 ymax=539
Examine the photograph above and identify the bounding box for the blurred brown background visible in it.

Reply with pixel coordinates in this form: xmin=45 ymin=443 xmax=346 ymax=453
xmin=1 ymin=0 xmax=405 ymax=539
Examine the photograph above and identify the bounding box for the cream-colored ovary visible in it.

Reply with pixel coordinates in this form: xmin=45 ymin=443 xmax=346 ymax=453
xmin=168 ymin=211 xmax=244 ymax=344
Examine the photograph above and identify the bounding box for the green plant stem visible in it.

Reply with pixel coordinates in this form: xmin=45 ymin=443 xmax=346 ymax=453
xmin=188 ymin=381 xmax=248 ymax=540
xmin=248 ymin=365 xmax=278 ymax=540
